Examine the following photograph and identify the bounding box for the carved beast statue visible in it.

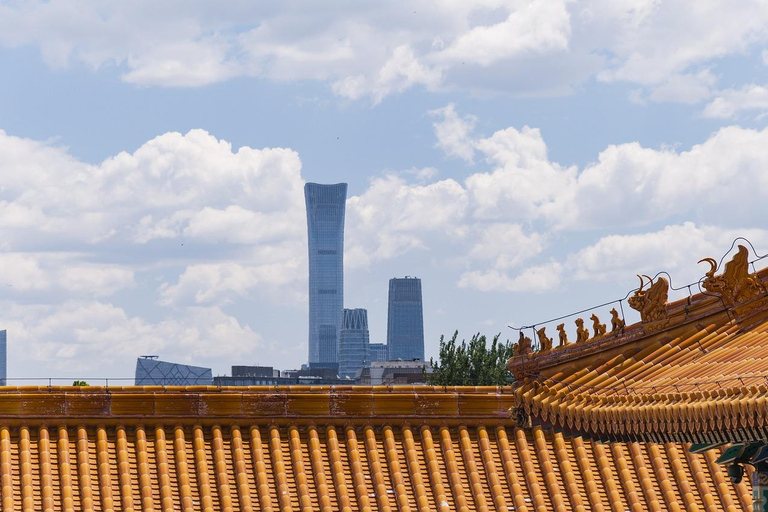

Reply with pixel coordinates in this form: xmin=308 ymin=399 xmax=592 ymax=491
xmin=556 ymin=323 xmax=568 ymax=346
xmin=628 ymin=275 xmax=669 ymax=323
xmin=590 ymin=314 xmax=606 ymax=337
xmin=536 ymin=327 xmax=553 ymax=351
xmin=699 ymin=245 xmax=764 ymax=306
xmin=610 ymin=307 xmax=625 ymax=332
xmin=575 ymin=318 xmax=590 ymax=343
xmin=515 ymin=331 xmax=532 ymax=356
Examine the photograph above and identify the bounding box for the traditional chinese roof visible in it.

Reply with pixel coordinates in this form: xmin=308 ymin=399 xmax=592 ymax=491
xmin=0 ymin=386 xmax=752 ymax=511
xmin=509 ymin=245 xmax=768 ymax=448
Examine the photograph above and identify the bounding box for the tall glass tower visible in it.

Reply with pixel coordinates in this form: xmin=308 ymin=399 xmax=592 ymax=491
xmin=387 ymin=277 xmax=425 ymax=361
xmin=305 ymin=183 xmax=347 ymax=369
xmin=339 ymin=308 xmax=370 ymax=379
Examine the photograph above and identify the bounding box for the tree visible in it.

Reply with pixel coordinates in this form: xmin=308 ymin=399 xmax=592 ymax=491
xmin=72 ymin=380 xmax=89 ymax=386
xmin=427 ymin=331 xmax=514 ymax=386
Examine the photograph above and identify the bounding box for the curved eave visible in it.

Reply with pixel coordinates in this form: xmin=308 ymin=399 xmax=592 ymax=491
xmin=510 ymin=266 xmax=768 ymax=444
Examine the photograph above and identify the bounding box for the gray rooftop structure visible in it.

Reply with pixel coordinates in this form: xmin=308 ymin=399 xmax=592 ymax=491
xmin=134 ymin=356 xmax=213 ymax=386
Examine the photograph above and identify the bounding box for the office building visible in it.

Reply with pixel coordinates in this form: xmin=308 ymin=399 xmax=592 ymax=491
xmin=0 ymin=330 xmax=5 ymax=386
xmin=369 ymin=342 xmax=388 ymax=363
xmin=338 ymin=308 xmax=370 ymax=379
xmin=356 ymin=360 xmax=431 ymax=385
xmin=134 ymin=356 xmax=213 ymax=386
xmin=386 ymin=277 xmax=425 ymax=361
xmin=305 ymin=183 xmax=347 ymax=370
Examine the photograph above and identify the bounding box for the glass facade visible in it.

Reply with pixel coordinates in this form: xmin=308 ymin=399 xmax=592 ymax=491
xmin=0 ymin=330 xmax=5 ymax=386
xmin=339 ymin=308 xmax=370 ymax=379
xmin=134 ymin=357 xmax=213 ymax=385
xmin=369 ymin=342 xmax=388 ymax=363
xmin=305 ymin=183 xmax=347 ymax=365
xmin=387 ymin=277 xmax=425 ymax=361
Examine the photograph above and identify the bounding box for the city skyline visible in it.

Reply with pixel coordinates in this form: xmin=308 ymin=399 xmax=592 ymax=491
xmin=1 ymin=3 xmax=768 ymax=379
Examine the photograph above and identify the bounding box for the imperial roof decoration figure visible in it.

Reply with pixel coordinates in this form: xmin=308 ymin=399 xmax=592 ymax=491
xmin=628 ymin=274 xmax=669 ymax=323
xmin=699 ymin=244 xmax=765 ymax=306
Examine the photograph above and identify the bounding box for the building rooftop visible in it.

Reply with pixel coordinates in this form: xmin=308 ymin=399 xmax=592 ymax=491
xmin=0 ymin=384 xmax=750 ymax=511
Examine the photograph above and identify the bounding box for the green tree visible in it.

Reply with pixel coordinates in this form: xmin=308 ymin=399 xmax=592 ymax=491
xmin=427 ymin=331 xmax=514 ymax=386
xmin=72 ymin=380 xmax=89 ymax=386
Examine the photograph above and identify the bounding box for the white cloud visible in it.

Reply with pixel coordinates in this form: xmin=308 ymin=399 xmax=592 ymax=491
xmin=0 ymin=128 xmax=305 ymax=249
xmin=345 ymin=105 xmax=768 ymax=293
xmin=425 ymin=105 xmax=768 ymax=232
xmin=593 ymin=0 xmax=768 ymax=86
xmin=645 ymin=70 xmax=717 ymax=104
xmin=2 ymin=1 xmax=766 ymax=102
xmin=703 ymin=83 xmax=768 ymax=118
xmin=0 ymin=253 xmax=133 ymax=296
xmin=458 ymin=262 xmax=563 ymax=292
xmin=346 ymin=174 xmax=468 ymax=268
xmin=430 ymin=104 xmax=477 ymax=163
xmin=436 ymin=0 xmax=571 ymax=66
xmin=467 ymin=125 xmax=577 ymax=221
xmin=1 ymin=301 xmax=262 ymax=374
xmin=159 ymin=256 xmax=303 ymax=307
xmin=563 ymin=223 xmax=768 ymax=284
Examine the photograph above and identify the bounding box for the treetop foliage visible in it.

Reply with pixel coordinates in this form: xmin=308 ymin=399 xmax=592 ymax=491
xmin=427 ymin=331 xmax=514 ymax=386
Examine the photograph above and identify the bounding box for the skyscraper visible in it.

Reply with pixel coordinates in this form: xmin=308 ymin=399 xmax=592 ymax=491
xmin=369 ymin=343 xmax=388 ymax=363
xmin=0 ymin=330 xmax=6 ymax=386
xmin=339 ymin=308 xmax=370 ymax=379
xmin=305 ymin=183 xmax=347 ymax=369
xmin=387 ymin=277 xmax=425 ymax=361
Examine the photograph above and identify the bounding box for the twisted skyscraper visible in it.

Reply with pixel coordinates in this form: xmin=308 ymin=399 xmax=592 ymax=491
xmin=305 ymin=183 xmax=347 ymax=369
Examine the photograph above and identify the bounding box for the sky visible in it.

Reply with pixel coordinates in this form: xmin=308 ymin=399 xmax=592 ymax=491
xmin=2 ymin=0 xmax=768 ymax=382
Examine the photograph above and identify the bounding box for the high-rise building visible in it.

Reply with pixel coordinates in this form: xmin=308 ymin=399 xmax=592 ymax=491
xmin=339 ymin=308 xmax=370 ymax=379
xmin=305 ymin=183 xmax=347 ymax=369
xmin=0 ymin=330 xmax=6 ymax=386
xmin=387 ymin=277 xmax=425 ymax=361
xmin=134 ymin=356 xmax=213 ymax=386
xmin=369 ymin=342 xmax=388 ymax=363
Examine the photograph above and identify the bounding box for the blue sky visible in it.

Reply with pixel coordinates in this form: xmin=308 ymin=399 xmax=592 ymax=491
xmin=2 ymin=1 xmax=768 ymax=380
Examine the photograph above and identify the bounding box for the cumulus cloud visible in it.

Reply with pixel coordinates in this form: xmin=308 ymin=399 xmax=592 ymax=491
xmin=2 ymin=1 xmax=766 ymax=102
xmin=0 ymin=128 xmax=308 ymax=374
xmin=159 ymin=255 xmax=304 ymax=307
xmin=1 ymin=301 xmax=262 ymax=375
xmin=458 ymin=262 xmax=563 ymax=293
xmin=564 ymin=223 xmax=768 ymax=284
xmin=344 ymin=104 xmax=768 ymax=293
xmin=0 ymin=253 xmax=133 ymax=296
xmin=0 ymin=129 xmax=305 ymax=250
xmin=430 ymin=104 xmax=477 ymax=163
xmin=703 ymin=83 xmax=768 ymax=118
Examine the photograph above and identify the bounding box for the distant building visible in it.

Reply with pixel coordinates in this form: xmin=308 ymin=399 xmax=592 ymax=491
xmin=339 ymin=308 xmax=370 ymax=379
xmin=369 ymin=342 xmax=388 ymax=363
xmin=232 ymin=365 xmax=279 ymax=378
xmin=357 ymin=360 xmax=431 ymax=385
xmin=134 ymin=356 xmax=213 ymax=386
xmin=213 ymin=365 xmax=347 ymax=386
xmin=0 ymin=330 xmax=6 ymax=386
xmin=387 ymin=277 xmax=424 ymax=361
xmin=305 ymin=183 xmax=347 ymax=369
